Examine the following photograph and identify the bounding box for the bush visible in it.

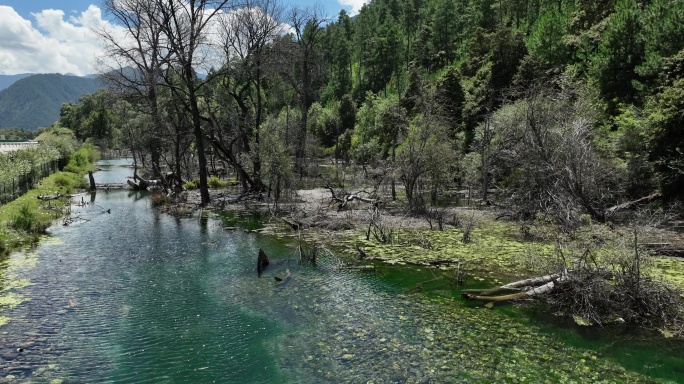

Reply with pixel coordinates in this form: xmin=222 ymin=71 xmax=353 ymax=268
xmin=63 ymin=144 xmax=99 ymax=174
xmin=53 ymin=174 xmax=71 ymax=188
xmin=10 ymin=204 xmax=47 ymax=234
xmin=208 ymin=176 xmax=228 ymax=188
xmin=64 ymin=149 xmax=89 ymax=173
xmin=150 ymin=192 xmax=170 ymax=207
xmin=183 ymin=179 xmax=199 ymax=190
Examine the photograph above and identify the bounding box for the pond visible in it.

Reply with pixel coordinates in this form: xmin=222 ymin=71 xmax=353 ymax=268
xmin=0 ymin=159 xmax=683 ymax=383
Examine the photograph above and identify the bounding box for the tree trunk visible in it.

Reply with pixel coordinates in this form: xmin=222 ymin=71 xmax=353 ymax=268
xmin=88 ymin=171 xmax=96 ymax=191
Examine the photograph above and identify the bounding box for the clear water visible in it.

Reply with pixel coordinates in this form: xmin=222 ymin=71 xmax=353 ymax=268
xmin=93 ymin=158 xmax=134 ymax=184
xmin=1 ymin=160 xmax=683 ymax=383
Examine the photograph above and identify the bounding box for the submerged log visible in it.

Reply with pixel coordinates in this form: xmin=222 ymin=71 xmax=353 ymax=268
xmin=274 ymin=268 xmax=292 ymax=285
xmin=257 ymin=248 xmax=270 ymax=276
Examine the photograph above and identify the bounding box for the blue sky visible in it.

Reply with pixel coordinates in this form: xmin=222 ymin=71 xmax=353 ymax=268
xmin=0 ymin=0 xmax=364 ymax=75
xmin=1 ymin=0 xmax=356 ymax=21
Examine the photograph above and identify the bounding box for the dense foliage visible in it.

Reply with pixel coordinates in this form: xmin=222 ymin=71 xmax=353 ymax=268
xmin=0 ymin=130 xmax=95 ymax=256
xmin=54 ymin=0 xmax=684 ymax=214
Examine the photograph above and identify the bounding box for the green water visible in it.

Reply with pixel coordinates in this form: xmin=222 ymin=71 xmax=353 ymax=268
xmin=0 ymin=160 xmax=683 ymax=383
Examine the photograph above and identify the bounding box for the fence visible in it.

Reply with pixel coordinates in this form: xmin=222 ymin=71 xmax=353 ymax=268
xmin=0 ymin=159 xmax=62 ymax=205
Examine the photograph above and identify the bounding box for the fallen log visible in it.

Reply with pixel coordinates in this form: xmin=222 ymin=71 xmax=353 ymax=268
xmin=127 ymin=172 xmax=151 ymax=191
xmin=325 ymin=185 xmax=377 ymax=211
xmin=640 ymin=243 xmax=684 ymax=258
xmin=282 ymin=217 xmax=303 ymax=231
xmin=37 ymin=193 xmax=63 ymax=201
xmin=461 ymin=272 xmax=568 ymax=305
xmin=605 ymin=193 xmax=661 ymax=215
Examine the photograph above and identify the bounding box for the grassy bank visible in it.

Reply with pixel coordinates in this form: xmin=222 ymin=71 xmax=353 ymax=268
xmin=0 ymin=144 xmax=98 ymax=257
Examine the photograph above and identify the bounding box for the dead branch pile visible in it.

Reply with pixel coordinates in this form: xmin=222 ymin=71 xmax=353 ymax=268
xmin=463 ymin=241 xmax=684 ymax=332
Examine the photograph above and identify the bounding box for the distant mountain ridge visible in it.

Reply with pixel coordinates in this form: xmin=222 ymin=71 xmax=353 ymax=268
xmin=0 ymin=73 xmax=33 ymax=91
xmin=0 ymin=74 xmax=101 ymax=130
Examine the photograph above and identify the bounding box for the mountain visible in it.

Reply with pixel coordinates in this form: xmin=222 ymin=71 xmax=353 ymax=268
xmin=0 ymin=74 xmax=101 ymax=130
xmin=0 ymin=73 xmax=33 ymax=91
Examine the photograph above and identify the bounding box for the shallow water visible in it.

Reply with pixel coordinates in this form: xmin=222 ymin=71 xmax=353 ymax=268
xmin=0 ymin=160 xmax=683 ymax=383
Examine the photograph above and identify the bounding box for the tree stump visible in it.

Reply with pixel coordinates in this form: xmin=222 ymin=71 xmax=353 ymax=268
xmin=257 ymin=248 xmax=269 ymax=276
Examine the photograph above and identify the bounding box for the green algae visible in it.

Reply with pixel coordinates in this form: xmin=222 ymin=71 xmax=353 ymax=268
xmin=273 ymin=270 xmax=659 ymax=383
xmin=0 ymin=251 xmax=38 ymax=327
xmin=346 ymin=219 xmax=555 ymax=282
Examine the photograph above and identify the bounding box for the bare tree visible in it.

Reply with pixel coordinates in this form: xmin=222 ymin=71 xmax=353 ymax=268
xmin=203 ymin=0 xmax=285 ymax=192
xmin=156 ymin=0 xmax=234 ymax=206
xmin=98 ymin=0 xmax=170 ymax=181
xmin=276 ymin=6 xmax=327 ymax=177
xmin=484 ymin=86 xmax=621 ymax=227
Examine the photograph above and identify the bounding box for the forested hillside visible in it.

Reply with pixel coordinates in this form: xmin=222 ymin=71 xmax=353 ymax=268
xmin=61 ymin=0 xmax=684 ymax=215
xmin=0 ymin=74 xmax=101 ymax=130
xmin=0 ymin=74 xmax=33 ymax=91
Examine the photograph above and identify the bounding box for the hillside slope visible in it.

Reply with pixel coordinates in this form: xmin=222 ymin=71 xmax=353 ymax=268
xmin=0 ymin=74 xmax=101 ymax=130
xmin=0 ymin=74 xmax=33 ymax=91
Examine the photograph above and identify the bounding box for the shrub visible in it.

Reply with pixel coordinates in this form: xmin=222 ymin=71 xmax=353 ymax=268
xmin=63 ymin=144 xmax=99 ymax=174
xmin=183 ymin=179 xmax=199 ymax=190
xmin=64 ymin=150 xmax=89 ymax=173
xmin=10 ymin=204 xmax=47 ymax=234
xmin=53 ymin=174 xmax=71 ymax=188
xmin=150 ymin=192 xmax=170 ymax=207
xmin=208 ymin=176 xmax=228 ymax=188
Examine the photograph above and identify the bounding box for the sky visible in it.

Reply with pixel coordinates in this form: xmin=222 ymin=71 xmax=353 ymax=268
xmin=0 ymin=0 xmax=366 ymax=76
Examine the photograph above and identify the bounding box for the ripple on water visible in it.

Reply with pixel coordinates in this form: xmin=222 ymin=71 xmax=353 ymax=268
xmin=0 ymin=181 xmax=681 ymax=382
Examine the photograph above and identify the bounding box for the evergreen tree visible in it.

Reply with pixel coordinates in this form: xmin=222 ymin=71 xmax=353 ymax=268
xmin=590 ymin=0 xmax=644 ymax=107
xmin=647 ymin=79 xmax=684 ymax=200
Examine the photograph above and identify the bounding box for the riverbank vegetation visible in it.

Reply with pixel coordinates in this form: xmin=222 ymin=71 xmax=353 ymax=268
xmin=51 ymin=0 xmax=684 ymax=336
xmin=0 ymin=129 xmax=98 ymax=256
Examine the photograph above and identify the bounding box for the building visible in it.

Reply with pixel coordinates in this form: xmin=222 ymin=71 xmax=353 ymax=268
xmin=0 ymin=140 xmax=39 ymax=153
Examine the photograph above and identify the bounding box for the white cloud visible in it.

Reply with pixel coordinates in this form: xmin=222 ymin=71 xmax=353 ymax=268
xmin=0 ymin=5 xmax=118 ymax=76
xmin=337 ymin=0 xmax=368 ymax=16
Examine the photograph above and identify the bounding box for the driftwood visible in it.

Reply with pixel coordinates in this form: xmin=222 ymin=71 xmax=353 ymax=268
xmin=640 ymin=243 xmax=684 ymax=258
xmin=127 ymin=172 xmax=150 ymax=191
xmin=326 ymin=185 xmax=377 ymax=211
xmin=462 ymin=272 xmax=568 ymax=306
xmin=605 ymin=193 xmax=662 ymax=215
xmin=282 ymin=217 xmax=303 ymax=231
xmin=356 ymin=245 xmax=367 ymax=260
xmin=38 ymin=193 xmax=63 ymax=201
xmin=257 ymin=249 xmax=270 ymax=276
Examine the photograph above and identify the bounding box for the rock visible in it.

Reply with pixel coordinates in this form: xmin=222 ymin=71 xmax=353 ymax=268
xmin=1 ymin=352 xmax=18 ymax=361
